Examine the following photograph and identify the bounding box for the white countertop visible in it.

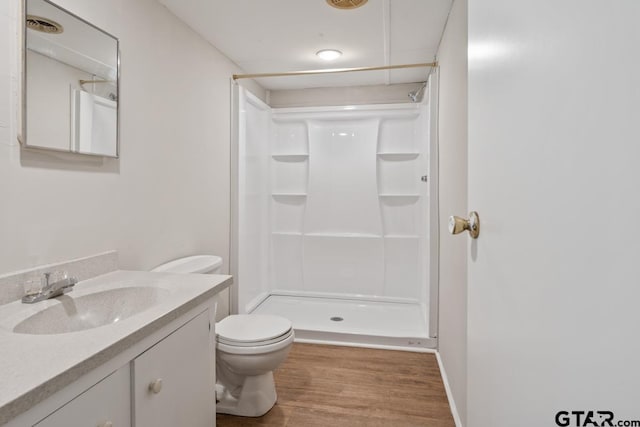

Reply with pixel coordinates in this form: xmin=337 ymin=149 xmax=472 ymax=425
xmin=0 ymin=270 xmax=232 ymax=425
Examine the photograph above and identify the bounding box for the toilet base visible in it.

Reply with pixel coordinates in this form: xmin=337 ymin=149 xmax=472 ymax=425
xmin=216 ymin=371 xmax=277 ymax=417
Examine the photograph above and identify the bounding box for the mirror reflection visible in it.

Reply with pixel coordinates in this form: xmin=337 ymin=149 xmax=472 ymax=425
xmin=24 ymin=0 xmax=119 ymax=157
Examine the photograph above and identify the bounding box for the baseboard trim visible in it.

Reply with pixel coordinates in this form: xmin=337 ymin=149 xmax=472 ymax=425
xmin=435 ymin=351 xmax=463 ymax=427
xmin=294 ymin=336 xmax=437 ymax=353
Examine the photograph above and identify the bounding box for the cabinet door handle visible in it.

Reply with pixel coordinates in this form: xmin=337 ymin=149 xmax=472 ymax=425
xmin=148 ymin=378 xmax=163 ymax=394
xmin=98 ymin=422 xmax=113 ymax=427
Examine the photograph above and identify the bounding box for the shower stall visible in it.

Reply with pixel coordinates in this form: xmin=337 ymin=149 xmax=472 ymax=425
xmin=230 ymin=76 xmax=439 ymax=351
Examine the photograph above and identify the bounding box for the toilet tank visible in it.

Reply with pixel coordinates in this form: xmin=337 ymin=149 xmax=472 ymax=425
xmin=151 ymin=255 xmax=223 ymax=274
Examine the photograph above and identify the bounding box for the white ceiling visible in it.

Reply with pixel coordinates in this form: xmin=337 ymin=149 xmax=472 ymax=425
xmin=158 ymin=0 xmax=453 ymax=90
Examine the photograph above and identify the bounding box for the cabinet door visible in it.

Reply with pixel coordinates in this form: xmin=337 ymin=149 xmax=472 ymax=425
xmin=132 ymin=311 xmax=214 ymax=427
xmin=35 ymin=365 xmax=130 ymax=427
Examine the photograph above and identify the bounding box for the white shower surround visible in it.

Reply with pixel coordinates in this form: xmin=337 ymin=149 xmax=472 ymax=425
xmin=233 ymin=86 xmax=437 ymax=350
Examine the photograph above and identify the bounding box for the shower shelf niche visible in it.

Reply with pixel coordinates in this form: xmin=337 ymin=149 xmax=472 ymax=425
xmin=303 ymin=232 xmax=381 ymax=238
xmin=376 ymin=152 xmax=420 ymax=161
xmin=271 ymin=193 xmax=307 ymax=197
xmin=378 ymin=194 xmax=420 ymax=199
xmin=271 ymin=154 xmax=309 ymax=161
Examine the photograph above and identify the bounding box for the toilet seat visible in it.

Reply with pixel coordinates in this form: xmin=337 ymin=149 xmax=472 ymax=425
xmin=217 ymin=328 xmax=293 ymax=347
xmin=216 ymin=314 xmax=294 ymax=354
xmin=217 ymin=314 xmax=292 ymax=345
xmin=217 ymin=330 xmax=295 ymax=355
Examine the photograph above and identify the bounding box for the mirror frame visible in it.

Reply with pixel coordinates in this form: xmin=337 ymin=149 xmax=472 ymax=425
xmin=20 ymin=0 xmax=121 ymax=158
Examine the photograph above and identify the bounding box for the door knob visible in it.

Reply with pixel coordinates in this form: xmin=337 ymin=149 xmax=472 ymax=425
xmin=448 ymin=211 xmax=480 ymax=239
xmin=149 ymin=378 xmax=163 ymax=394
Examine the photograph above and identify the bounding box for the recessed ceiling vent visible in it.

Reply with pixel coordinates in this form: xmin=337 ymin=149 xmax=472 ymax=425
xmin=326 ymin=0 xmax=368 ymax=10
xmin=26 ymin=15 xmax=64 ymax=34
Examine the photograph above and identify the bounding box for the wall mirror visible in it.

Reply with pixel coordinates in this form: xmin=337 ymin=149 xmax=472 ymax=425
xmin=22 ymin=0 xmax=119 ymax=157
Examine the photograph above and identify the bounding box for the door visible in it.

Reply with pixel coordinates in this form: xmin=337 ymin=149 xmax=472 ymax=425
xmin=467 ymin=1 xmax=640 ymax=426
xmin=35 ymin=366 xmax=130 ymax=427
xmin=132 ymin=311 xmax=214 ymax=427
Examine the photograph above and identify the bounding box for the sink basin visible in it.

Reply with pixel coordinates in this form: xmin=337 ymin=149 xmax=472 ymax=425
xmin=13 ymin=287 xmax=169 ymax=335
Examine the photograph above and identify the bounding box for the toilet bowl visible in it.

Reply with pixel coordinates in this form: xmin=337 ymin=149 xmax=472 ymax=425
xmin=151 ymin=255 xmax=294 ymax=417
xmin=216 ymin=314 xmax=294 ymax=416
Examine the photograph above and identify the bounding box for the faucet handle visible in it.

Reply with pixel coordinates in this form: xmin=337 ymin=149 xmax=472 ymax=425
xmin=40 ymin=272 xmax=52 ymax=289
xmin=41 ymin=271 xmax=76 ymax=290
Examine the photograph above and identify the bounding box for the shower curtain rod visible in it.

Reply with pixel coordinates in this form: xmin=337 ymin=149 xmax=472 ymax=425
xmin=79 ymin=79 xmax=114 ymax=85
xmin=232 ymin=62 xmax=437 ymax=80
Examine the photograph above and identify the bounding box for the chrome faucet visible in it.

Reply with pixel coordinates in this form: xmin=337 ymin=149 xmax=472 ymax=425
xmin=22 ymin=271 xmax=78 ymax=304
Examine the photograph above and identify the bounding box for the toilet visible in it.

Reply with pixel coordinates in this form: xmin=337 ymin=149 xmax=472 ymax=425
xmin=151 ymin=255 xmax=294 ymax=417
xmin=151 ymin=254 xmax=223 ymax=274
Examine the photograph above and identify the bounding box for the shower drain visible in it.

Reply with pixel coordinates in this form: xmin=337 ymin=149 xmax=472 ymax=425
xmin=330 ymin=316 xmax=344 ymax=322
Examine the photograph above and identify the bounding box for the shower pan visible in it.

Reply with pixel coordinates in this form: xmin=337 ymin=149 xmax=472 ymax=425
xmin=230 ymin=79 xmax=439 ymax=351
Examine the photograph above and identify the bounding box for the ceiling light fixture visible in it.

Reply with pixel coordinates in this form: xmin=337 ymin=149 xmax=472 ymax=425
xmin=26 ymin=15 xmax=64 ymax=34
xmin=316 ymin=49 xmax=342 ymax=61
xmin=326 ymin=0 xmax=368 ymax=10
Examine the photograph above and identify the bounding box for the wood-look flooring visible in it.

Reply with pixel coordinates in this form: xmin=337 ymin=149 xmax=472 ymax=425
xmin=216 ymin=343 xmax=455 ymax=427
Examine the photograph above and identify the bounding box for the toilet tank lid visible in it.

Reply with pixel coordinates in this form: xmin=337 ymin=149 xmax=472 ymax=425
xmin=217 ymin=314 xmax=292 ymax=343
xmin=151 ymin=255 xmax=223 ymax=274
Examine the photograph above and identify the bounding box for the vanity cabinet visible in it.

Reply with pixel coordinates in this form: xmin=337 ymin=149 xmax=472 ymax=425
xmin=34 ymin=366 xmax=131 ymax=427
xmin=29 ymin=309 xmax=214 ymax=427
xmin=132 ymin=310 xmax=213 ymax=427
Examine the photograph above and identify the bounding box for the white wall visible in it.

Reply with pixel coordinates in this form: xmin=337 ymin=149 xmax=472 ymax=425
xmin=0 ymin=0 xmax=18 ymax=165
xmin=467 ymin=0 xmax=640 ymax=425
xmin=0 ymin=0 xmax=264 ymax=307
xmin=436 ymin=0 xmax=468 ymax=424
